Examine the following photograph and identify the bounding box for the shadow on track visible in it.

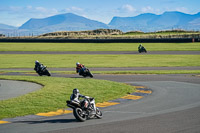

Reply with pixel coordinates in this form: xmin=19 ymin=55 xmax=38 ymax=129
xmin=20 ymin=119 xmax=77 ymax=124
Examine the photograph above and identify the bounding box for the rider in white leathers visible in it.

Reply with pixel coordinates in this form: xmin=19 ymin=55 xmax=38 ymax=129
xmin=70 ymin=88 xmax=96 ymax=114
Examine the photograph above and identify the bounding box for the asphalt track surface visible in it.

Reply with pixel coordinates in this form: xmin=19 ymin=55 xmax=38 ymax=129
xmin=0 ymin=50 xmax=200 ymax=133
xmin=0 ymin=72 xmax=200 ymax=133
xmin=0 ymin=80 xmax=42 ymax=100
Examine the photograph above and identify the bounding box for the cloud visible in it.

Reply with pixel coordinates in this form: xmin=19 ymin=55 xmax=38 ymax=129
xmin=114 ymin=4 xmax=136 ymax=16
xmin=35 ymin=7 xmax=48 ymax=13
xmin=70 ymin=7 xmax=83 ymax=12
xmin=64 ymin=6 xmax=83 ymax=13
xmin=0 ymin=5 xmax=60 ymax=26
xmin=0 ymin=5 xmax=58 ymax=16
xmin=122 ymin=4 xmax=136 ymax=12
xmin=26 ymin=5 xmax=32 ymax=10
xmin=141 ymin=6 xmax=154 ymax=13
xmin=161 ymin=6 xmax=190 ymax=14
xmin=175 ymin=7 xmax=188 ymax=13
xmin=9 ymin=6 xmax=23 ymax=12
xmin=31 ymin=7 xmax=58 ymax=16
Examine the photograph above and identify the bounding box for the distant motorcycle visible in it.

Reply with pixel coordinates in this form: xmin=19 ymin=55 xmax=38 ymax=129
xmin=138 ymin=46 xmax=147 ymax=53
xmin=34 ymin=65 xmax=51 ymax=76
xmin=79 ymin=67 xmax=93 ymax=78
xmin=66 ymin=96 xmax=102 ymax=122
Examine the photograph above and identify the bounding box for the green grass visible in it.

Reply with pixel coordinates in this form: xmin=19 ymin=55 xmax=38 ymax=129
xmin=0 ymin=42 xmax=200 ymax=51
xmin=0 ymin=75 xmax=134 ymax=120
xmin=0 ymin=54 xmax=200 ymax=68
xmin=1 ymin=70 xmax=200 ymax=75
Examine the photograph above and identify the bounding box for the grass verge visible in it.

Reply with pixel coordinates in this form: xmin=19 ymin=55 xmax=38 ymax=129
xmin=0 ymin=54 xmax=200 ymax=68
xmin=0 ymin=75 xmax=134 ymax=120
xmin=1 ymin=70 xmax=200 ymax=75
xmin=0 ymin=42 xmax=200 ymax=51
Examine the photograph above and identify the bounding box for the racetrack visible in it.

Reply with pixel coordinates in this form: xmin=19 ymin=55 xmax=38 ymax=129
xmin=0 ymin=72 xmax=200 ymax=133
xmin=0 ymin=80 xmax=42 ymax=100
xmin=0 ymin=50 xmax=200 ymax=133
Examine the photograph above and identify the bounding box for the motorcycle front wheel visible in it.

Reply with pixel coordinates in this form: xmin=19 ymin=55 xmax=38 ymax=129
xmin=44 ymin=70 xmax=51 ymax=76
xmin=89 ymin=72 xmax=93 ymax=78
xmin=87 ymin=69 xmax=93 ymax=78
xmin=73 ymin=108 xmax=87 ymax=122
xmin=95 ymin=108 xmax=103 ymax=119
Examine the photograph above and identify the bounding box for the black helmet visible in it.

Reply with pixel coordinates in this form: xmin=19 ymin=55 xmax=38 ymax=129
xmin=73 ymin=88 xmax=79 ymax=94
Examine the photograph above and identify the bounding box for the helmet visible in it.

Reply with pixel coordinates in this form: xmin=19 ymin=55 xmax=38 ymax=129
xmin=35 ymin=60 xmax=39 ymax=63
xmin=76 ymin=62 xmax=80 ymax=66
xmin=73 ymin=88 xmax=79 ymax=95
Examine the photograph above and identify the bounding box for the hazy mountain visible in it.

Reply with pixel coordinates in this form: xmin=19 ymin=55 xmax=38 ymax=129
xmin=109 ymin=11 xmax=200 ymax=32
xmin=19 ymin=13 xmax=108 ymax=33
xmin=0 ymin=23 xmax=17 ymax=30
xmin=1 ymin=11 xmax=200 ymax=36
xmin=0 ymin=24 xmax=18 ymax=35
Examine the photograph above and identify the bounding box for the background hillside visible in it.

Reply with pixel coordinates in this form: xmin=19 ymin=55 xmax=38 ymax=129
xmin=19 ymin=13 xmax=108 ymax=33
xmin=109 ymin=11 xmax=200 ymax=32
xmin=0 ymin=11 xmax=200 ymax=36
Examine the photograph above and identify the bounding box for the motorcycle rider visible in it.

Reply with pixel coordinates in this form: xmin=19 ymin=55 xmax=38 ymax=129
xmin=34 ymin=60 xmax=41 ymax=72
xmin=70 ymin=88 xmax=96 ymax=114
xmin=76 ymin=62 xmax=85 ymax=75
xmin=138 ymin=44 xmax=147 ymax=53
xmin=34 ymin=60 xmax=46 ymax=72
xmin=138 ymin=44 xmax=143 ymax=50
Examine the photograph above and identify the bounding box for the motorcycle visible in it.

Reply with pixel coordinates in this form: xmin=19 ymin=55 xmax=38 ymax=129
xmin=66 ymin=96 xmax=102 ymax=122
xmin=34 ymin=65 xmax=51 ymax=76
xmin=79 ymin=67 xmax=93 ymax=78
xmin=138 ymin=46 xmax=147 ymax=53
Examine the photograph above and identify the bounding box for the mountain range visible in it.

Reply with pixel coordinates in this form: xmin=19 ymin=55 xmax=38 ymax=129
xmin=19 ymin=13 xmax=108 ymax=32
xmin=109 ymin=11 xmax=200 ymax=31
xmin=0 ymin=11 xmax=200 ymax=36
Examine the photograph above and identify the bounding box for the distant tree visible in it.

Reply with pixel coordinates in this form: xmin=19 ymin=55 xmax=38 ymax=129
xmin=0 ymin=34 xmax=5 ymax=37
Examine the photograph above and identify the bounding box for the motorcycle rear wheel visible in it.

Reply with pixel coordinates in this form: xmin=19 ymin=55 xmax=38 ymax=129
xmin=73 ymin=108 xmax=87 ymax=122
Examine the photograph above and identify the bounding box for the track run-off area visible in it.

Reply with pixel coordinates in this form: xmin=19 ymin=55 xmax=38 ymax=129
xmin=0 ymin=51 xmax=200 ymax=55
xmin=0 ymin=50 xmax=200 ymax=133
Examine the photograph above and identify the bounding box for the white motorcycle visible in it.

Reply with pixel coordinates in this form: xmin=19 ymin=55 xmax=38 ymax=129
xmin=66 ymin=96 xmax=102 ymax=122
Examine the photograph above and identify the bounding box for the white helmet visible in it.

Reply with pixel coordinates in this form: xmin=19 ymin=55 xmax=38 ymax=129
xmin=73 ymin=88 xmax=79 ymax=95
xmin=76 ymin=62 xmax=80 ymax=66
xmin=35 ymin=60 xmax=39 ymax=63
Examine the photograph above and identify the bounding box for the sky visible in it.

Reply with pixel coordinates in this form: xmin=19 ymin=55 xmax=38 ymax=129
xmin=0 ymin=0 xmax=200 ymax=27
